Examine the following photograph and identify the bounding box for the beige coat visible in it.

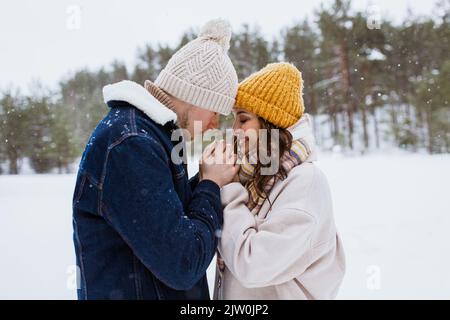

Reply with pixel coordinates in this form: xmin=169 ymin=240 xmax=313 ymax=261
xmin=215 ymin=161 xmax=346 ymax=300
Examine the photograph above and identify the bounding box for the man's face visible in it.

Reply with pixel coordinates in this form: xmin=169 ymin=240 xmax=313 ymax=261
xmin=170 ymin=95 xmax=220 ymax=140
xmin=185 ymin=106 xmax=219 ymax=138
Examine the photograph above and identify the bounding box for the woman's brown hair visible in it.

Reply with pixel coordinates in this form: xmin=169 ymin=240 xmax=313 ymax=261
xmin=248 ymin=117 xmax=293 ymax=205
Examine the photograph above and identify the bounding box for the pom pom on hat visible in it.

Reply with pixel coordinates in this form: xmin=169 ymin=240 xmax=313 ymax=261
xmin=199 ymin=18 xmax=232 ymax=52
xmin=154 ymin=18 xmax=238 ymax=115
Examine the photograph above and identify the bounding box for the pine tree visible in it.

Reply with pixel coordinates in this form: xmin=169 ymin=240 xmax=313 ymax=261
xmin=25 ymin=95 xmax=57 ymax=173
xmin=229 ymin=24 xmax=271 ymax=80
xmin=316 ymin=0 xmax=359 ymax=149
xmin=59 ymin=69 xmax=110 ymax=148
xmin=49 ymin=104 xmax=80 ymax=173
xmin=132 ymin=44 xmax=159 ymax=84
xmin=282 ymin=20 xmax=321 ymax=136
xmin=416 ymin=60 xmax=450 ymax=153
xmin=348 ymin=12 xmax=386 ymax=150
xmin=0 ymin=91 xmax=28 ymax=174
xmin=3 ymin=2 xmax=450 ymax=170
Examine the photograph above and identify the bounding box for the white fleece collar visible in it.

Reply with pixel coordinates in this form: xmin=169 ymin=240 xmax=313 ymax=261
xmin=103 ymin=80 xmax=177 ymax=125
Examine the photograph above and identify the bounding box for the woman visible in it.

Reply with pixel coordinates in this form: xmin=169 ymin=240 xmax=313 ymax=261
xmin=214 ymin=62 xmax=345 ymax=300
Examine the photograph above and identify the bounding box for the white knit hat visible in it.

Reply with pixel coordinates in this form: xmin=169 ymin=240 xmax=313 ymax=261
xmin=154 ymin=19 xmax=238 ymax=115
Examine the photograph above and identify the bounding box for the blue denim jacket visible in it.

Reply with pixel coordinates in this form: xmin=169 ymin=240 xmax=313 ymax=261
xmin=72 ymin=96 xmax=222 ymax=299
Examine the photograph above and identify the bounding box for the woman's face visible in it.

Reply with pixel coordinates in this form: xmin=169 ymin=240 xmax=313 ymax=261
xmin=232 ymin=108 xmax=261 ymax=154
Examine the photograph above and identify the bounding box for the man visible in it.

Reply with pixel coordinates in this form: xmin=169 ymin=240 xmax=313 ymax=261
xmin=72 ymin=19 xmax=238 ymax=300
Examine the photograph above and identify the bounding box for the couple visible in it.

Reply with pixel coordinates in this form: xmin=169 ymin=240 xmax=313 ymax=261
xmin=72 ymin=19 xmax=345 ymax=300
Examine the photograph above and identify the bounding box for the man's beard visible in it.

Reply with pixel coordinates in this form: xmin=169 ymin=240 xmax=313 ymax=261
xmin=176 ymin=109 xmax=195 ymax=141
xmin=177 ymin=109 xmax=190 ymax=130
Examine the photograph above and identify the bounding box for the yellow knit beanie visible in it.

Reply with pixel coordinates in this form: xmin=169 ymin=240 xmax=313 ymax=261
xmin=235 ymin=62 xmax=304 ymax=129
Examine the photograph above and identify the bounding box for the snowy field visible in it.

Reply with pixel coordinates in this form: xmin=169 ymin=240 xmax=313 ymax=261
xmin=1 ymin=153 xmax=450 ymax=299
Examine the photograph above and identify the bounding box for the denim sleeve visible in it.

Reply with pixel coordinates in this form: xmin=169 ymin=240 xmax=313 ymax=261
xmin=189 ymin=173 xmax=200 ymax=191
xmin=101 ymin=135 xmax=222 ymax=290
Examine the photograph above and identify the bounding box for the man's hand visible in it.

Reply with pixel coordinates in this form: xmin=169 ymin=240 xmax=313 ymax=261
xmin=200 ymin=140 xmax=239 ymax=188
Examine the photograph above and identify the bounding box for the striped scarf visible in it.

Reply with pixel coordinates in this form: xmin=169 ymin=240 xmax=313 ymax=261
xmin=238 ymin=115 xmax=314 ymax=215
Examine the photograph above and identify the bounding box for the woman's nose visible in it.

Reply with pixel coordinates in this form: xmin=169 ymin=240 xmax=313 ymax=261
xmin=232 ymin=119 xmax=239 ymax=131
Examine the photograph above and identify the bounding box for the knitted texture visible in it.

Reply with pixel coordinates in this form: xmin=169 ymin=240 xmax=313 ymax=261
xmin=236 ymin=62 xmax=305 ymax=128
xmin=154 ymin=19 xmax=238 ymax=115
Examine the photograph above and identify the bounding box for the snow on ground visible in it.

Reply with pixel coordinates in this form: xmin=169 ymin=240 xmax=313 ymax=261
xmin=317 ymin=153 xmax=450 ymax=299
xmin=1 ymin=153 xmax=449 ymax=299
xmin=0 ymin=174 xmax=76 ymax=300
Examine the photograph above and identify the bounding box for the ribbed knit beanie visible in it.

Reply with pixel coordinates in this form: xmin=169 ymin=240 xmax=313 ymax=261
xmin=154 ymin=19 xmax=238 ymax=115
xmin=236 ymin=62 xmax=304 ymax=128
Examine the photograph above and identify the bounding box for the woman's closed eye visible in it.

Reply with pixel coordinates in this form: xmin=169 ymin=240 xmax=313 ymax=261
xmin=238 ymin=116 xmax=250 ymax=124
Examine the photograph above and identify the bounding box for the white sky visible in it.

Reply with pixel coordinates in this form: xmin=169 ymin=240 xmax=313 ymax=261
xmin=0 ymin=0 xmax=439 ymax=92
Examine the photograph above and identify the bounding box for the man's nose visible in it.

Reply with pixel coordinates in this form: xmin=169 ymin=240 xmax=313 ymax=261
xmin=207 ymin=113 xmax=220 ymax=130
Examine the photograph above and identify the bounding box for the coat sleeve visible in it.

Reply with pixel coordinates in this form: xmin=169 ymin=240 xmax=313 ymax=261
xmin=101 ymin=135 xmax=222 ymax=290
xmin=189 ymin=173 xmax=200 ymax=191
xmin=218 ymin=182 xmax=316 ymax=288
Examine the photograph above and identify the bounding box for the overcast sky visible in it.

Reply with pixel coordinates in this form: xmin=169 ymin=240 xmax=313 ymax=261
xmin=0 ymin=0 xmax=440 ymax=92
